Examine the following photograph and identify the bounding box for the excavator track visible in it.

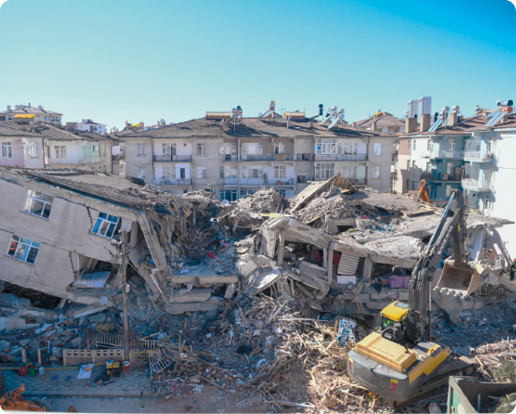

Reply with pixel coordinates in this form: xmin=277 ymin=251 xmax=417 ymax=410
xmin=386 ymin=356 xmax=477 ymax=410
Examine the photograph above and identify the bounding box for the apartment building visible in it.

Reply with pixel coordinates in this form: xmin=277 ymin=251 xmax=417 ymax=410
xmin=354 ymin=111 xmax=406 ymax=135
xmin=66 ymin=119 xmax=107 ymax=135
xmin=0 ymin=118 xmax=116 ymax=172
xmin=119 ymin=114 xmax=396 ymax=199
xmin=0 ymin=104 xmax=62 ymax=124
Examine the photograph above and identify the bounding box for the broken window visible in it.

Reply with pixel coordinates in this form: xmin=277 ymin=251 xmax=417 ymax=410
xmin=242 ymin=167 xmax=262 ymax=179
xmin=242 ymin=143 xmax=263 ymax=155
xmin=197 ymin=167 xmax=207 ymax=179
xmin=137 ymin=144 xmax=145 ymax=156
xmin=274 ymin=166 xmax=286 ymax=179
xmin=7 ymin=235 xmax=40 ymax=264
xmin=163 ymin=166 xmax=175 ymax=179
xmin=197 ymin=143 xmax=207 ymax=156
xmin=373 ymin=143 xmax=382 ymax=156
xmin=91 ymin=212 xmax=120 ymax=239
xmin=297 ymin=175 xmax=310 ymax=183
xmin=338 ymin=166 xmax=357 ymax=179
xmin=22 ymin=190 xmax=53 ymax=219
xmin=314 ymin=162 xmax=335 ymax=179
xmin=138 ymin=167 xmax=146 ymax=179
xmin=296 ymin=153 xmax=310 ymax=161
xmin=339 ymin=143 xmax=358 ymax=154
xmin=29 ymin=142 xmax=38 ymax=157
xmin=1 ymin=142 xmax=12 ymax=158
xmin=372 ymin=166 xmax=381 ymax=178
xmin=55 ymin=145 xmax=67 ymax=159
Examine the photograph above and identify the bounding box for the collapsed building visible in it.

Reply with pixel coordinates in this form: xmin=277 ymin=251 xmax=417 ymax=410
xmin=0 ymin=167 xmax=514 ymax=411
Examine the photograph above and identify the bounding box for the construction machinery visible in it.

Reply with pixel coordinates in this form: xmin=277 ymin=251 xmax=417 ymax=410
xmin=416 ymin=180 xmax=431 ymax=203
xmin=347 ymin=190 xmax=479 ymax=404
xmin=0 ymin=365 xmax=47 ymax=411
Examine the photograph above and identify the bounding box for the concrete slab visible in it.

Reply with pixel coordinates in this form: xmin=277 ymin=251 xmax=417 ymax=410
xmin=166 ymin=297 xmax=224 ymax=314
xmin=167 ymin=289 xmax=211 ymax=303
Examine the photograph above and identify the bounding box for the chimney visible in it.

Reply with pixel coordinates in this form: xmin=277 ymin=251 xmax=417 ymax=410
xmin=125 ymin=121 xmax=128 ymax=127
xmin=309 ymin=120 xmax=313 ymax=128
xmin=351 ymin=122 xmax=357 ymax=128
xmin=449 ymin=105 xmax=460 ymax=126
xmin=371 ymin=120 xmax=377 ymax=132
xmin=406 ymin=117 xmax=417 ymax=133
xmin=7 ymin=105 xmax=11 ymax=111
xmin=420 ymin=114 xmax=431 ymax=132
xmin=287 ymin=120 xmax=291 ymax=128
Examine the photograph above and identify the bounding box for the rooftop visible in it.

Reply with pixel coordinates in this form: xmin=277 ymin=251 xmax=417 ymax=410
xmin=356 ymin=112 xmax=405 ymax=128
xmin=0 ymin=105 xmax=62 ymax=116
xmin=115 ymin=116 xmax=397 ymax=140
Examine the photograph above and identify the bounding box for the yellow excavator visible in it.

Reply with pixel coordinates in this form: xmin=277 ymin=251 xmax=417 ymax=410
xmin=347 ymin=190 xmax=479 ymax=404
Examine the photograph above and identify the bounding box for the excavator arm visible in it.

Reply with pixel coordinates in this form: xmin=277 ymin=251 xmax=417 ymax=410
xmin=406 ymin=190 xmax=470 ymax=343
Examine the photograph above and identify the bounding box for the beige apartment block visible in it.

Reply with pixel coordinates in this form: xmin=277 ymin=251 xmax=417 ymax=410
xmin=118 ymin=115 xmax=396 ymax=199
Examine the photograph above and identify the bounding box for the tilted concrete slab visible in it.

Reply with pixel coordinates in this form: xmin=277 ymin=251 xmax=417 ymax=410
xmin=165 ymin=296 xmax=224 ymax=314
xmin=167 ymin=289 xmax=211 ymax=303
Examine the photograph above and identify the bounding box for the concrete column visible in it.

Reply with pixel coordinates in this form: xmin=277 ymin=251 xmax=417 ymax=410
xmin=38 ymin=349 xmax=42 ymax=366
xmin=327 ymin=249 xmax=334 ymax=285
xmin=277 ymin=231 xmax=285 ymax=266
xmin=21 ymin=348 xmax=27 ymax=363
xmin=129 ymin=221 xmax=139 ymax=247
xmin=362 ymin=258 xmax=373 ymax=282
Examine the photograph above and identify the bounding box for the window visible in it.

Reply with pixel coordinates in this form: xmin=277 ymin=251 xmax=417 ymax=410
xmin=314 ymin=162 xmax=335 ymax=179
xmin=2 ymin=142 xmax=12 ymax=158
xmin=219 ymin=143 xmax=237 ymax=159
xmin=447 ymin=163 xmax=454 ymax=175
xmin=407 ymin=160 xmax=410 ymax=170
xmin=242 ymin=167 xmax=262 ymax=178
xmin=316 ymin=139 xmax=336 ymax=154
xmin=220 ymin=190 xmax=238 ymax=202
xmin=197 ymin=143 xmax=206 ymax=156
xmin=427 ymin=140 xmax=433 ymax=151
xmin=412 ymin=140 xmax=416 ymax=151
xmin=426 ymin=162 xmax=431 ymax=173
xmin=406 ymin=179 xmax=410 ymax=191
xmin=372 ymin=166 xmax=381 ymax=178
xmin=449 ymin=139 xmax=456 ymax=152
xmin=101 ymin=145 xmax=107 ymax=157
xmin=241 ymin=143 xmax=263 ymax=155
xmin=488 ymin=138 xmax=496 ymax=153
xmin=44 ymin=116 xmax=50 ymax=121
xmin=338 ymin=166 xmax=357 ymax=179
xmin=274 ymin=143 xmax=286 ymax=154
xmin=486 ymin=166 xmax=495 ymax=183
xmin=138 ymin=167 xmax=146 ymax=179
xmin=29 ymin=142 xmax=38 ymax=157
xmin=7 ymin=235 xmax=40 ymax=264
xmin=137 ymin=144 xmax=145 ymax=156
xmin=197 ymin=167 xmax=207 ymax=179
xmin=22 ymin=190 xmax=53 ymax=219
xmin=163 ymin=166 xmax=175 ymax=179
xmin=339 ymin=143 xmax=358 ymax=155
xmin=162 ymin=143 xmax=177 ymax=156
xmin=297 ymin=175 xmax=310 ymax=183
xmin=92 ymin=212 xmax=120 ymax=239
xmin=412 ymin=160 xmax=416 ymax=170
xmin=485 ymin=195 xmax=492 ymax=211
xmin=55 ymin=146 xmax=67 ymax=159
xmin=296 ymin=153 xmax=311 ymax=161
xmin=274 ymin=166 xmax=286 ymax=179
xmin=373 ymin=143 xmax=382 ymax=156
xmin=53 ymin=117 xmax=59 ymax=122
xmin=221 ymin=167 xmax=237 ymax=179
xmin=92 ymin=145 xmax=99 ymax=154
xmin=277 ymin=190 xmax=286 ymax=197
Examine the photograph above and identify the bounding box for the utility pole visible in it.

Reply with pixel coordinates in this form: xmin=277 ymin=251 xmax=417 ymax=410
xmin=121 ymin=242 xmax=130 ymax=359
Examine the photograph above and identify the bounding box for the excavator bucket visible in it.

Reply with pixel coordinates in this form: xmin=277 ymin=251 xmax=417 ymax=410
xmin=434 ymin=262 xmax=482 ymax=298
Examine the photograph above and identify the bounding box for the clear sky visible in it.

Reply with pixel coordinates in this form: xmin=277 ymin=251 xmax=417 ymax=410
xmin=0 ymin=0 xmax=515 ymax=130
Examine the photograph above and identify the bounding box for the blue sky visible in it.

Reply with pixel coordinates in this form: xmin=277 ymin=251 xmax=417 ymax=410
xmin=0 ymin=0 xmax=515 ymax=129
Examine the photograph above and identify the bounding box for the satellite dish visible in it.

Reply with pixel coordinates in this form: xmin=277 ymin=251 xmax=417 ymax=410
xmin=445 ymin=106 xmax=450 ymax=112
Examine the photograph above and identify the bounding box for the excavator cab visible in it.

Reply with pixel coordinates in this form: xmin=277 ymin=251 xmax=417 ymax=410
xmin=373 ymin=301 xmax=409 ymax=331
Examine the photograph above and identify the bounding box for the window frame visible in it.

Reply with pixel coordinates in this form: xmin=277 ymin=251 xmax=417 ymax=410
xmin=373 ymin=143 xmax=382 ymax=156
xmin=137 ymin=167 xmax=146 ymax=179
xmin=274 ymin=165 xmax=286 ymax=179
xmin=197 ymin=167 xmax=207 ymax=179
xmin=21 ymin=189 xmax=53 ymax=219
xmin=449 ymin=139 xmax=456 ymax=152
xmin=6 ymin=235 xmax=40 ymax=265
xmin=55 ymin=145 xmax=67 ymax=159
xmin=91 ymin=212 xmax=120 ymax=239
xmin=29 ymin=142 xmax=38 ymax=158
xmin=372 ymin=166 xmax=381 ymax=179
xmin=137 ymin=144 xmax=146 ymax=157
xmin=2 ymin=142 xmax=13 ymax=158
xmin=197 ymin=143 xmax=207 ymax=156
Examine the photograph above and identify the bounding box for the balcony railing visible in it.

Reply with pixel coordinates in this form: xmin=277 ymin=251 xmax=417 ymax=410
xmin=240 ymin=154 xmax=274 ymax=161
xmin=270 ymin=179 xmax=295 ymax=186
xmin=313 ymin=154 xmax=367 ymax=162
xmin=47 ymin=157 xmax=92 ymax=165
xmin=221 ymin=155 xmax=238 ymax=162
xmin=153 ymin=178 xmax=192 ymax=186
xmin=272 ymin=153 xmax=296 ymax=161
xmin=240 ymin=178 xmax=265 ymax=185
xmin=224 ymin=178 xmax=238 ymax=185
xmin=153 ymin=155 xmax=192 ymax=162
xmin=462 ymin=178 xmax=492 ymax=191
xmin=463 ymin=151 xmax=494 ymax=161
xmin=421 ymin=172 xmax=460 ymax=181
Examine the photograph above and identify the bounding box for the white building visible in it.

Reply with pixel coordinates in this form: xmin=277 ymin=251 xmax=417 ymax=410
xmin=75 ymin=119 xmax=107 ymax=135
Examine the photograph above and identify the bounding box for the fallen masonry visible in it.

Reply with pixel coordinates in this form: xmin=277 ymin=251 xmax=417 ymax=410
xmin=0 ymin=167 xmax=514 ymax=412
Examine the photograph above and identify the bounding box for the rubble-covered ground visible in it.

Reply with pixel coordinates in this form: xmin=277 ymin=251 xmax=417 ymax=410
xmin=1 ymin=176 xmax=515 ymax=413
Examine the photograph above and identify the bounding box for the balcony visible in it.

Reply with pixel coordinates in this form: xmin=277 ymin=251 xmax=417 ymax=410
xmin=153 ymin=178 xmax=192 ymax=186
xmin=421 ymin=172 xmax=461 ymax=182
xmin=463 ymin=151 xmax=494 ymax=162
xmin=272 ymin=153 xmax=296 ymax=161
xmin=270 ymin=178 xmax=295 ymax=186
xmin=47 ymin=157 xmax=92 ymax=165
xmin=240 ymin=178 xmax=265 ymax=186
xmin=430 ymin=150 xmax=465 ymax=159
xmin=221 ymin=155 xmax=238 ymax=162
xmin=224 ymin=178 xmax=238 ymax=185
xmin=462 ymin=178 xmax=492 ymax=192
xmin=240 ymin=154 xmax=274 ymax=162
xmin=153 ymin=155 xmax=192 ymax=162
xmin=313 ymin=154 xmax=367 ymax=162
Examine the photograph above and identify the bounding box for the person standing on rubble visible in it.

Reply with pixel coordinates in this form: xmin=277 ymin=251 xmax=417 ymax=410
xmin=510 ymin=259 xmax=516 ymax=282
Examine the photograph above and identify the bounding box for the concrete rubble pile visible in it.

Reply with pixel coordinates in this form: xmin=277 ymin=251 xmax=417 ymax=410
xmin=0 ymin=169 xmax=515 ymax=412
